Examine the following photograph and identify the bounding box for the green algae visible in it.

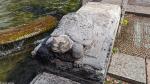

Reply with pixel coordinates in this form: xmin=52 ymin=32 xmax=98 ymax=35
xmin=7 ymin=0 xmax=81 ymax=15
xmin=0 ymin=0 xmax=81 ymax=80
xmin=0 ymin=0 xmax=81 ymax=39
xmin=7 ymin=0 xmax=81 ymax=19
xmin=0 ymin=16 xmax=57 ymax=44
xmin=0 ymin=0 xmax=81 ymax=29
xmin=0 ymin=51 xmax=29 ymax=81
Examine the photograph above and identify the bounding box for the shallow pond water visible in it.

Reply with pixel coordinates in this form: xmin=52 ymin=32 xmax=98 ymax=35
xmin=0 ymin=0 xmax=81 ymax=29
xmin=0 ymin=0 xmax=81 ymax=83
xmin=0 ymin=30 xmax=51 ymax=82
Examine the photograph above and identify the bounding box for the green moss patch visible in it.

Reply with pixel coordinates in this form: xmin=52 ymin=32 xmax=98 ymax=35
xmin=0 ymin=50 xmax=30 ymax=81
xmin=0 ymin=16 xmax=57 ymax=44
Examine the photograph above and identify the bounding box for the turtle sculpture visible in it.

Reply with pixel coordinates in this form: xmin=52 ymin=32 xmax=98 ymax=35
xmin=31 ymin=2 xmax=121 ymax=81
xmin=31 ymin=34 xmax=84 ymax=64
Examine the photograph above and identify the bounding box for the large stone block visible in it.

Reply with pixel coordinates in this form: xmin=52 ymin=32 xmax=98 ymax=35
xmin=51 ymin=2 xmax=121 ymax=82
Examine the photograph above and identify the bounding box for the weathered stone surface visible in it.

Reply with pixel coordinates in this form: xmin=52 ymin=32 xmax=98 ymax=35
xmin=83 ymin=0 xmax=123 ymax=6
xmin=51 ymin=35 xmax=73 ymax=53
xmin=82 ymin=0 xmax=103 ymax=5
xmin=30 ymin=72 xmax=80 ymax=84
xmin=101 ymin=0 xmax=122 ymax=5
xmin=51 ymin=2 xmax=121 ymax=81
xmin=146 ymin=59 xmax=150 ymax=84
xmin=126 ymin=5 xmax=150 ymax=15
xmin=72 ymin=43 xmax=84 ymax=59
xmin=108 ymin=53 xmax=146 ymax=83
xmin=82 ymin=0 xmax=93 ymax=5
xmin=128 ymin=0 xmax=150 ymax=7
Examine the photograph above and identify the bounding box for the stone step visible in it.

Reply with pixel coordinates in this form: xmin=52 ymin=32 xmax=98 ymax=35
xmin=108 ymin=53 xmax=146 ymax=84
xmin=30 ymin=72 xmax=80 ymax=84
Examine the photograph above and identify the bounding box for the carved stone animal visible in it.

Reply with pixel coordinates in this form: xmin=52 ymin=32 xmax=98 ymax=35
xmin=31 ymin=35 xmax=83 ymax=64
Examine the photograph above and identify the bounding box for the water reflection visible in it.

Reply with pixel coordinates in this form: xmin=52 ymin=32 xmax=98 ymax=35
xmin=0 ymin=0 xmax=81 ymax=83
xmin=0 ymin=0 xmax=81 ymax=29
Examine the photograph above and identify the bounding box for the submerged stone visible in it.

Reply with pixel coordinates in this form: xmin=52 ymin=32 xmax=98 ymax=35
xmin=0 ymin=50 xmax=30 ymax=81
xmin=0 ymin=0 xmax=81 ymax=30
xmin=5 ymin=0 xmax=81 ymax=25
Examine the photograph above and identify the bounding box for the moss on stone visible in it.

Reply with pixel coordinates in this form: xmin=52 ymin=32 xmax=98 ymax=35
xmin=0 ymin=16 xmax=57 ymax=44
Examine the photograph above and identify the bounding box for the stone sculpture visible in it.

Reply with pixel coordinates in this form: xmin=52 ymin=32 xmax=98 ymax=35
xmin=31 ymin=35 xmax=84 ymax=63
xmin=31 ymin=2 xmax=121 ymax=83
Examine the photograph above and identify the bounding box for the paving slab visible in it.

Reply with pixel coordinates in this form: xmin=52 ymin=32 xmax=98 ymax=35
xmin=146 ymin=59 xmax=150 ymax=84
xmin=126 ymin=5 xmax=150 ymax=15
xmin=101 ymin=0 xmax=122 ymax=6
xmin=108 ymin=53 xmax=146 ymax=84
xmin=30 ymin=72 xmax=80 ymax=84
xmin=82 ymin=0 xmax=102 ymax=5
xmin=128 ymin=0 xmax=150 ymax=7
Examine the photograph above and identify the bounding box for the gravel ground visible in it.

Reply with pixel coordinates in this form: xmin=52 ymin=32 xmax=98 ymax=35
xmin=114 ymin=14 xmax=150 ymax=58
xmin=105 ymin=75 xmax=129 ymax=84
